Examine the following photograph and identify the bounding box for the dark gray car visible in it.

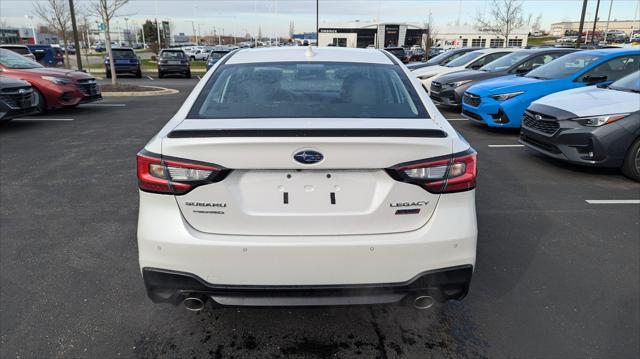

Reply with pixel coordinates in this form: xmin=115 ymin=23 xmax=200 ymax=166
xmin=0 ymin=76 xmax=38 ymax=121
xmin=157 ymin=49 xmax=191 ymax=78
xmin=430 ymin=48 xmax=577 ymax=108
xmin=407 ymin=48 xmax=479 ymax=71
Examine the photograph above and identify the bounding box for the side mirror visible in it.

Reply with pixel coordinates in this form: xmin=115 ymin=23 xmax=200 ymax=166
xmin=469 ymin=64 xmax=482 ymax=70
xmin=582 ymin=75 xmax=607 ymax=84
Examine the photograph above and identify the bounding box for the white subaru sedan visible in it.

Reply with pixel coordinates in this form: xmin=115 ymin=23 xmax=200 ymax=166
xmin=137 ymin=47 xmax=477 ymax=310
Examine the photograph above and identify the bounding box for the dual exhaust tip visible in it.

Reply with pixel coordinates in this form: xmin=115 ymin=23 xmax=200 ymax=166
xmin=181 ymin=294 xmax=434 ymax=311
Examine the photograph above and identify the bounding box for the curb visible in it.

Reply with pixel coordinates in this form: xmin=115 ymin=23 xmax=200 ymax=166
xmin=101 ymin=86 xmax=179 ymax=97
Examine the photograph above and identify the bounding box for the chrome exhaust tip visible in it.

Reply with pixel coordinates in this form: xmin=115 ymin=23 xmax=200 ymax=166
xmin=183 ymin=295 xmax=206 ymax=312
xmin=413 ymin=295 xmax=434 ymax=310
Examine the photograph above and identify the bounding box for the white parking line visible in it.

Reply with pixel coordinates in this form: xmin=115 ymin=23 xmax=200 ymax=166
xmin=488 ymin=144 xmax=525 ymax=148
xmin=146 ymin=76 xmax=154 ymax=81
xmin=586 ymin=200 xmax=640 ymax=204
xmin=81 ymin=103 xmax=126 ymax=107
xmin=447 ymin=118 xmax=468 ymax=121
xmin=13 ymin=118 xmax=75 ymax=121
xmin=196 ymin=75 xmax=201 ymax=80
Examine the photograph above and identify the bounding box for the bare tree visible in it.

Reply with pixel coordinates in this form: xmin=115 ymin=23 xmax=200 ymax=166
xmin=33 ymin=0 xmax=71 ymax=68
xmin=475 ymin=0 xmax=525 ymax=47
xmin=422 ymin=11 xmax=438 ymax=61
xmin=89 ymin=0 xmax=129 ymax=85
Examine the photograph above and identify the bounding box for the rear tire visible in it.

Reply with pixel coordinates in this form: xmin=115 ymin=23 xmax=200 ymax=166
xmin=621 ymin=137 xmax=640 ymax=182
xmin=105 ymin=70 xmax=112 ymax=78
xmin=33 ymin=88 xmax=47 ymax=115
xmin=185 ymin=70 xmax=191 ymax=79
xmin=135 ymin=68 xmax=142 ymax=78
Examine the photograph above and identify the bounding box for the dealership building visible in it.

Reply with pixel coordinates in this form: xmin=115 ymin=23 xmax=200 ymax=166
xmin=318 ymin=22 xmax=529 ymax=49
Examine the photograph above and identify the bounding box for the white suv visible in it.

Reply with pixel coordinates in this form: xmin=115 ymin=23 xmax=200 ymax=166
xmin=137 ymin=47 xmax=478 ymax=310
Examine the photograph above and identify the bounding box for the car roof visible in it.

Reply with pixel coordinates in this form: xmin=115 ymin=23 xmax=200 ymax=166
xmin=579 ymin=48 xmax=640 ymax=56
xmin=226 ymin=47 xmax=394 ymax=65
xmin=475 ymin=47 xmax=519 ymax=54
xmin=0 ymin=44 xmax=28 ymax=48
xmin=112 ymin=47 xmax=134 ymax=51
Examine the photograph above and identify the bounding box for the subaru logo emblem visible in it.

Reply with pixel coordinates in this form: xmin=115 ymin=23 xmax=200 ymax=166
xmin=294 ymin=150 xmax=324 ymax=165
xmin=535 ymin=114 xmax=542 ymax=121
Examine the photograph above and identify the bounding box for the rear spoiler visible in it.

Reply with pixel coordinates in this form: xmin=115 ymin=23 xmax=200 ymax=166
xmin=167 ymin=128 xmax=448 ymax=139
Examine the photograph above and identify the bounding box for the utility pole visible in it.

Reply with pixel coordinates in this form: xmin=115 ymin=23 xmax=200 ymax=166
xmin=68 ymin=0 xmax=83 ymax=70
xmin=124 ymin=17 xmax=129 ymax=45
xmin=591 ymin=0 xmax=601 ymax=44
xmin=576 ymin=0 xmax=589 ymax=48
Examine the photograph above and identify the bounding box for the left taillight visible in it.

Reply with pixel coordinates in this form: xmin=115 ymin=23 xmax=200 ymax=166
xmin=388 ymin=149 xmax=477 ymax=194
xmin=136 ymin=150 xmax=227 ymax=195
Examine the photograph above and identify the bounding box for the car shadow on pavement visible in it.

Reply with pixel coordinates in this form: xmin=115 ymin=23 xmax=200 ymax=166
xmin=132 ymin=300 xmax=488 ymax=359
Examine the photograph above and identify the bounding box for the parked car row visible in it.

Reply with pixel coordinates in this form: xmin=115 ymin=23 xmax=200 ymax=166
xmin=409 ymin=47 xmax=640 ymax=181
xmin=0 ymin=48 xmax=101 ymax=120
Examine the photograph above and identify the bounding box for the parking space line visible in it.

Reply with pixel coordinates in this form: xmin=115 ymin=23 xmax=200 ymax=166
xmin=586 ymin=200 xmax=640 ymax=204
xmin=146 ymin=76 xmax=154 ymax=81
xmin=447 ymin=118 xmax=468 ymax=121
xmin=81 ymin=103 xmax=126 ymax=107
xmin=197 ymin=75 xmax=201 ymax=80
xmin=13 ymin=118 xmax=75 ymax=121
xmin=488 ymin=144 xmax=525 ymax=148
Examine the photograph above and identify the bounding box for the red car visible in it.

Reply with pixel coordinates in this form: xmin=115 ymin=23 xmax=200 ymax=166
xmin=0 ymin=48 xmax=101 ymax=113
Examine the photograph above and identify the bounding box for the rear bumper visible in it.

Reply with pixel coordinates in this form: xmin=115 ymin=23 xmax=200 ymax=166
xmin=143 ymin=265 xmax=473 ymax=306
xmin=137 ymin=189 xmax=477 ymax=305
xmin=158 ymin=65 xmax=189 ymax=73
xmin=107 ymin=64 xmax=140 ymax=73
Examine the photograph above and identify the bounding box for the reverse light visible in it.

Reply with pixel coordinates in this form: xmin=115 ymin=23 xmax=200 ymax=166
xmin=490 ymin=91 xmax=524 ymax=101
xmin=41 ymin=76 xmax=71 ymax=85
xmin=389 ymin=150 xmax=477 ymax=194
xmin=574 ymin=114 xmax=629 ymax=127
xmin=137 ymin=151 xmax=228 ymax=195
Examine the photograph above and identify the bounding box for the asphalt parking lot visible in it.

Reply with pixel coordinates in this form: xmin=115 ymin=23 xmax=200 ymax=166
xmin=1 ymin=78 xmax=638 ymax=358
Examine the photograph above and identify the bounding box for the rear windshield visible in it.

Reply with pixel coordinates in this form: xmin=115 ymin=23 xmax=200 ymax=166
xmin=385 ymin=48 xmax=405 ymax=57
xmin=526 ymin=52 xmax=602 ymax=80
xmin=445 ymin=51 xmax=483 ymax=67
xmin=160 ymin=51 xmax=185 ymax=59
xmin=189 ymin=62 xmax=428 ymax=119
xmin=3 ymin=46 xmax=30 ymax=55
xmin=112 ymin=49 xmax=135 ymax=59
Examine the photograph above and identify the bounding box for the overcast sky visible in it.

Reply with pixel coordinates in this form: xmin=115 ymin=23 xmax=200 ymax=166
xmin=2 ymin=0 xmax=639 ymax=37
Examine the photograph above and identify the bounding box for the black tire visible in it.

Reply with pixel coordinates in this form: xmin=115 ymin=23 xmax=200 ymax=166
xmin=621 ymin=137 xmax=640 ymax=182
xmin=190 ymin=56 xmax=195 ymax=61
xmin=33 ymin=88 xmax=47 ymax=115
xmin=185 ymin=70 xmax=191 ymax=79
xmin=105 ymin=70 xmax=112 ymax=78
xmin=158 ymin=71 xmax=164 ymax=78
xmin=135 ymin=68 xmax=142 ymax=78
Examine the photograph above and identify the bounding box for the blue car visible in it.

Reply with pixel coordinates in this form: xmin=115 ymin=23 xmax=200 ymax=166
xmin=206 ymin=50 xmax=231 ymax=71
xmin=104 ymin=48 xmax=142 ymax=78
xmin=461 ymin=49 xmax=640 ymax=128
xmin=26 ymin=44 xmax=64 ymax=67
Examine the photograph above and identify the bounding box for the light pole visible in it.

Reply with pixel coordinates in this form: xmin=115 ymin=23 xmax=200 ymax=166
xmin=124 ymin=17 xmax=129 ymax=45
xmin=603 ymin=0 xmax=614 ymax=44
xmin=155 ymin=0 xmax=162 ymax=52
xmin=25 ymin=15 xmax=37 ymax=44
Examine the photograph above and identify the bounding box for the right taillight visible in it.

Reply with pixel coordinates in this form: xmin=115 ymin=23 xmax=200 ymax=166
xmin=388 ymin=149 xmax=477 ymax=194
xmin=137 ymin=150 xmax=228 ymax=195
